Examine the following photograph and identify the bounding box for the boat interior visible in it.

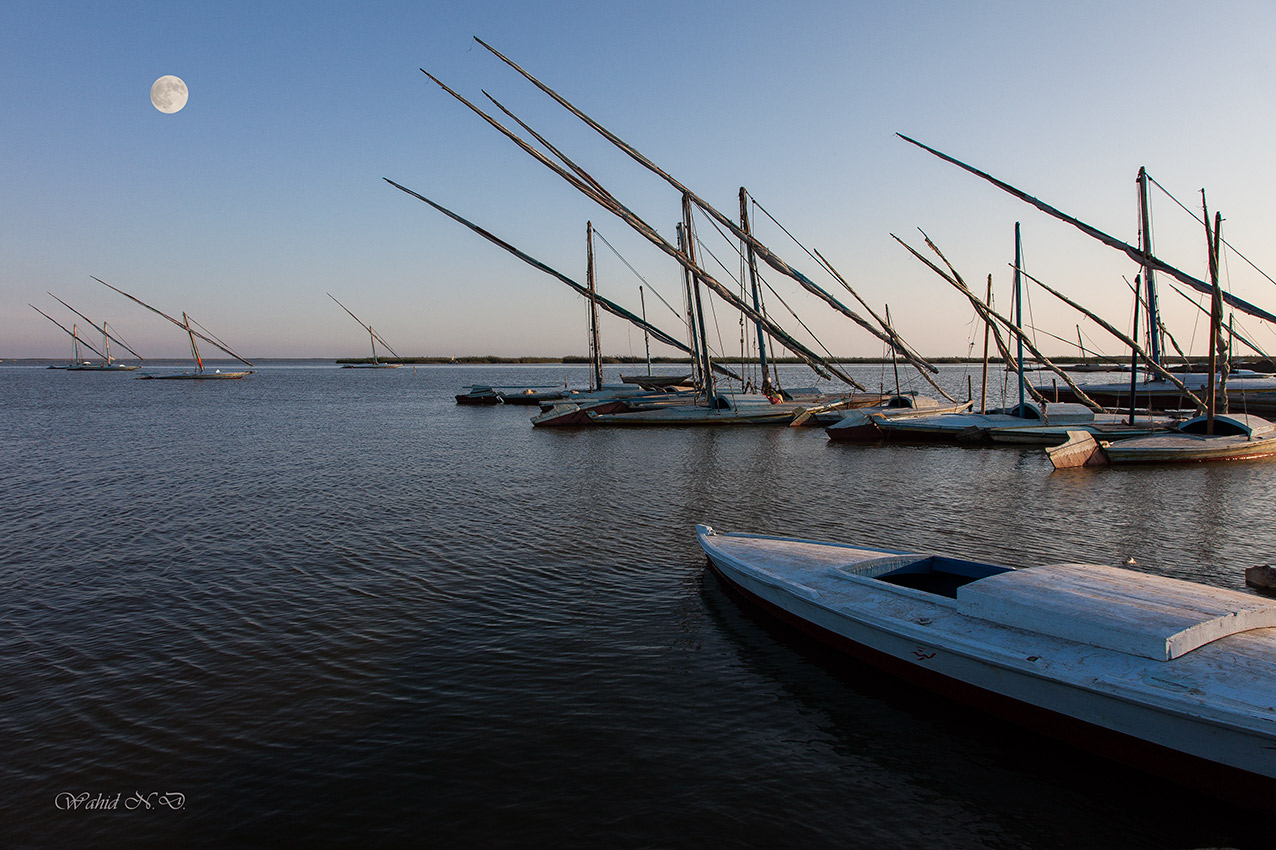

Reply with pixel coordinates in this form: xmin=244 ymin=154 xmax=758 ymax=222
xmin=843 ymin=554 xmax=1012 ymax=599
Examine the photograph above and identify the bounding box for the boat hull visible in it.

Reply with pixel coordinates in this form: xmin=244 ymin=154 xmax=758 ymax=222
xmin=697 ymin=526 xmax=1276 ymax=809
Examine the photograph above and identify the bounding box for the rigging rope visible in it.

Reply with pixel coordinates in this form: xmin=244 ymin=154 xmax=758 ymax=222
xmin=1147 ymin=173 xmax=1276 ymax=291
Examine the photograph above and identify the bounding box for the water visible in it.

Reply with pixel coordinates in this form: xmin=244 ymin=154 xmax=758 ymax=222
xmin=2 ymin=362 xmax=1272 ymax=849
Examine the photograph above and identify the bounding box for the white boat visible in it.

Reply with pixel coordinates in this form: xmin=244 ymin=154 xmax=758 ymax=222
xmin=1048 ymin=413 xmax=1276 ymax=467
xmin=697 ymin=524 xmax=1276 ymax=807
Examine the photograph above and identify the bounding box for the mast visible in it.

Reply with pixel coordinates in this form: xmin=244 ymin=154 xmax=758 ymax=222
xmin=47 ymin=292 xmax=144 ymax=362
xmin=328 ymin=292 xmax=399 ymax=362
xmin=183 ymin=312 xmax=204 ymax=374
xmin=586 ymin=221 xmax=604 ymax=391
xmin=740 ymin=187 xmax=771 ymax=395
xmin=639 ymin=285 xmax=651 ymax=375
xmin=1204 ymin=191 xmax=1222 ymax=434
xmin=1137 ymin=167 xmax=1164 ymax=367
xmin=29 ymin=304 xmax=106 ymax=361
xmin=1128 ymin=276 xmax=1140 ymax=425
xmin=886 ymin=305 xmax=901 ymax=397
xmin=896 ymin=134 xmax=1276 ymax=325
xmin=682 ymin=195 xmax=717 ymax=407
xmin=385 ymin=182 xmax=740 ymax=381
xmin=1014 ymin=222 xmax=1025 ymax=414
xmin=97 ymin=277 xmax=253 ymax=367
xmin=981 ymin=276 xmax=993 ymax=413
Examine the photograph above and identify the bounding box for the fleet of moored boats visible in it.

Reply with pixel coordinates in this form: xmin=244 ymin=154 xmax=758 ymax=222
xmin=26 ymin=38 xmax=1276 ymax=810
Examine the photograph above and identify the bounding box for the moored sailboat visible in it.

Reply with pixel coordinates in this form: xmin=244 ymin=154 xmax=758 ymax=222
xmin=328 ymin=293 xmax=403 ymax=368
xmin=95 ymin=277 xmax=253 ymax=380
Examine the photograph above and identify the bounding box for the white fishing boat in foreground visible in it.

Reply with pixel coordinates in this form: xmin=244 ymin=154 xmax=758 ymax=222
xmin=696 ymin=524 xmax=1276 ymax=807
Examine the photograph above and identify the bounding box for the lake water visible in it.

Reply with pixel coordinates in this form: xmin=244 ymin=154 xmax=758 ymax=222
xmin=3 ymin=361 xmax=1273 ymax=849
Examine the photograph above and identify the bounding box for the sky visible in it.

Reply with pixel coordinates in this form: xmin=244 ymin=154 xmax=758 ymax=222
xmin=6 ymin=0 xmax=1276 ymax=363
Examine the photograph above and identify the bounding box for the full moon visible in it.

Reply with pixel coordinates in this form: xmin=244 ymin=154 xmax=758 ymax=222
xmin=150 ymin=75 xmax=188 ymax=114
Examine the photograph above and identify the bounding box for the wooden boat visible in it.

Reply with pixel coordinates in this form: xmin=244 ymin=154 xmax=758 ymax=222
xmin=697 ymin=524 xmax=1276 ymax=808
xmin=823 ymin=395 xmax=973 ymax=440
xmin=619 ymin=373 xmax=692 ymax=389
xmin=95 ymin=277 xmax=253 ymax=380
xmin=1048 ymin=413 xmax=1276 ymax=467
xmin=31 ymin=301 xmax=140 ymax=371
xmin=583 ymin=392 xmax=827 ymax=426
xmin=982 ymin=410 xmax=1177 ymax=445
xmin=455 ymin=385 xmax=502 ymax=405
xmin=867 ymin=403 xmax=1046 ymax=444
xmin=329 ymin=293 xmax=401 ymax=368
xmin=1035 ymin=373 xmax=1276 ymax=416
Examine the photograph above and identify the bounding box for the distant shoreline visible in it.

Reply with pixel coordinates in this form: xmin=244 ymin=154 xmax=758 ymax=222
xmin=6 ymin=354 xmax=1274 ymax=370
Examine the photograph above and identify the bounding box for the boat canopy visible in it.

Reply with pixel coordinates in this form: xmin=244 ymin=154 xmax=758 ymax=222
xmin=1178 ymin=413 xmax=1275 ymax=438
xmin=958 ymin=563 xmax=1276 ymax=661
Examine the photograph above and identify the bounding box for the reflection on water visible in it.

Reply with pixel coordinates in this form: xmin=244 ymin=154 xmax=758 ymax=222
xmin=0 ymin=363 xmax=1269 ymax=848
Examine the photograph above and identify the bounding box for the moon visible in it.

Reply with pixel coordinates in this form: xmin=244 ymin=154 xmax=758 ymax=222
xmin=150 ymin=76 xmax=188 ymax=114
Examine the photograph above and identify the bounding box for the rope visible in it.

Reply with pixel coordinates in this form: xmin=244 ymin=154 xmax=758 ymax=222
xmin=1148 ymin=173 xmax=1276 ymax=291
xmin=593 ymin=228 xmax=682 ymax=322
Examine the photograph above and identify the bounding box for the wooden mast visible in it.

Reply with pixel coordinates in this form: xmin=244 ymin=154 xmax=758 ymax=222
xmin=740 ymin=188 xmax=771 ymax=396
xmin=29 ymin=304 xmax=107 ymax=362
xmin=1013 ymin=265 xmax=1205 ymax=410
xmin=682 ymin=195 xmax=717 ymax=407
xmin=1203 ymin=191 xmax=1222 ymax=434
xmin=95 ymin=277 xmax=253 ymax=367
xmin=383 ymin=181 xmax=742 ymax=380
xmin=1137 ymin=167 xmax=1164 ymax=367
xmin=1128 ymin=276 xmax=1141 ymax=424
xmin=468 ymin=39 xmax=935 ymax=377
xmin=639 ymin=285 xmax=651 ymax=375
xmin=893 ymin=232 xmax=1100 ymax=410
xmin=586 ymin=221 xmax=604 ymax=392
xmin=981 ymin=276 xmax=993 ymax=413
xmin=896 ymin=134 xmax=1276 ymax=325
xmin=1014 ymin=223 xmax=1026 ymax=414
xmin=409 ymin=67 xmax=867 ymax=388
xmin=183 ymin=312 xmax=204 ymax=374
xmin=46 ymin=293 xmax=144 ymax=364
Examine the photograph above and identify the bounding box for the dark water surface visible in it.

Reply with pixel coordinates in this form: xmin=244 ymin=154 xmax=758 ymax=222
xmin=3 ymin=362 xmax=1273 ymax=849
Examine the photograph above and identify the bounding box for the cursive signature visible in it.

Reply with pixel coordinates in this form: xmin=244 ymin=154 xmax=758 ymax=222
xmin=55 ymin=791 xmax=185 ymax=811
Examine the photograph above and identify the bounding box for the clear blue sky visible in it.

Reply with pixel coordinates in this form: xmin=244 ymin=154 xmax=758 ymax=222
xmin=6 ymin=1 xmax=1276 ymax=362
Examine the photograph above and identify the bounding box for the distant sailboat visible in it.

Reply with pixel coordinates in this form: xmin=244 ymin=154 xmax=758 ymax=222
xmin=94 ymin=277 xmax=253 ymax=380
xmin=30 ymin=300 xmax=140 ymax=371
xmin=328 ymin=293 xmax=402 ymax=368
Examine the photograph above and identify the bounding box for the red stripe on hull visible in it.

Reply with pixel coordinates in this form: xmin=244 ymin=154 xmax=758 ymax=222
xmin=707 ymin=561 xmax=1276 ymax=811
